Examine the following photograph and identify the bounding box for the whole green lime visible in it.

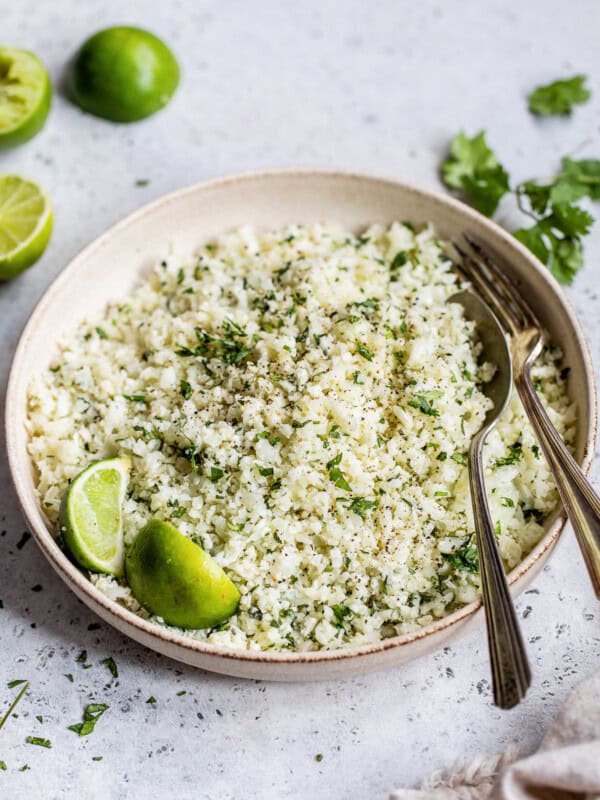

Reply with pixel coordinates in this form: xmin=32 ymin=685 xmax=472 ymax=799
xmin=68 ymin=26 xmax=179 ymax=122
xmin=125 ymin=519 xmax=240 ymax=629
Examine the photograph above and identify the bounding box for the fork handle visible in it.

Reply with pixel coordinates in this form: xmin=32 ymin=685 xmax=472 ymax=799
xmin=516 ymin=368 xmax=600 ymax=598
xmin=469 ymin=432 xmax=531 ymax=709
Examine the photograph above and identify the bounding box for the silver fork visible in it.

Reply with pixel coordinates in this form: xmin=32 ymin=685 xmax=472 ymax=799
xmin=453 ymin=235 xmax=600 ymax=598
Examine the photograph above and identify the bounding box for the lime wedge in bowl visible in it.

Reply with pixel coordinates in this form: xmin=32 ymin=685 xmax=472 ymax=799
xmin=0 ymin=47 xmax=52 ymax=149
xmin=0 ymin=175 xmax=53 ymax=280
xmin=125 ymin=520 xmax=240 ymax=629
xmin=60 ymin=457 xmax=131 ymax=576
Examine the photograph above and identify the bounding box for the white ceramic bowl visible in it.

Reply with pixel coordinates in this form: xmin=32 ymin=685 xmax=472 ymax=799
xmin=6 ymin=170 xmax=597 ymax=680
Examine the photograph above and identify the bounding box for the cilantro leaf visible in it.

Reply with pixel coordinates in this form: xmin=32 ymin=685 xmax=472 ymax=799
xmin=441 ymin=131 xmax=510 ymax=217
xmin=528 ymin=75 xmax=590 ymax=116
xmin=552 ymin=158 xmax=600 ymax=203
xmin=514 ymin=204 xmax=592 ymax=285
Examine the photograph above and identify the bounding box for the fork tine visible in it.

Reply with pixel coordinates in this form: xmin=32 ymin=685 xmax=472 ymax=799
xmin=451 ymin=243 xmax=522 ymax=336
xmin=463 ymin=235 xmax=541 ymax=329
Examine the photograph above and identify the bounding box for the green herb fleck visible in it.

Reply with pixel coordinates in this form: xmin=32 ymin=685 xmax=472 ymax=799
xmin=209 ymin=466 xmax=224 ymax=482
xmin=95 ymin=327 xmax=108 ymax=340
xmin=68 ymin=704 xmax=109 ymax=737
xmin=257 ymin=465 xmax=274 ymax=477
xmin=101 ymin=657 xmax=118 ymax=679
xmin=443 ymin=537 xmax=479 ymax=573
xmin=25 ymin=736 xmax=51 ymax=749
xmin=408 ymin=390 xmax=443 ymax=417
xmin=495 ymin=441 xmax=523 ymax=467
xmin=332 ymin=603 xmax=351 ymax=626
xmin=326 ymin=453 xmax=352 ymax=492
xmin=0 ymin=681 xmax=30 ymax=732
xmin=179 ymin=380 xmax=192 ymax=400
xmin=356 ymin=343 xmax=374 ymax=362
xmin=347 ymin=497 xmax=377 ymax=517
xmin=123 ymin=394 xmax=147 ymax=404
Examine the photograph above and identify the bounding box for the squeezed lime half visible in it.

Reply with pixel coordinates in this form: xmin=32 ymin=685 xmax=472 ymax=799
xmin=0 ymin=175 xmax=53 ymax=280
xmin=125 ymin=519 xmax=240 ymax=629
xmin=0 ymin=47 xmax=51 ymax=149
xmin=68 ymin=27 xmax=179 ymax=122
xmin=60 ymin=457 xmax=131 ymax=576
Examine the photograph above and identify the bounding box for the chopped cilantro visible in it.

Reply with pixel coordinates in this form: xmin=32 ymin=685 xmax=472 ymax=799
xmin=209 ymin=466 xmax=224 ymax=482
xmin=101 ymin=657 xmax=118 ymax=679
xmin=451 ymin=452 xmax=467 ymax=466
xmin=443 ymin=537 xmax=479 ymax=573
xmin=327 ymin=453 xmax=352 ymax=492
xmin=257 ymin=465 xmax=274 ymax=477
xmin=68 ymin=704 xmax=109 ymax=737
xmin=495 ymin=441 xmax=523 ymax=467
xmin=331 ymin=603 xmax=351 ymax=626
xmin=0 ymin=681 xmax=29 ymax=731
xmin=347 ymin=497 xmax=377 ymax=517
xmin=502 ymin=497 xmax=515 ymax=508
xmin=179 ymin=380 xmax=192 ymax=400
xmin=123 ymin=394 xmax=147 ymax=404
xmin=146 ymin=696 xmax=157 ymax=704
xmin=356 ymin=343 xmax=374 ymax=362
xmin=390 ymin=251 xmax=408 ymax=271
xmin=25 ymin=736 xmax=51 ymax=749
xmin=315 ymin=753 xmax=324 ymax=763
xmin=408 ymin=390 xmax=442 ymax=417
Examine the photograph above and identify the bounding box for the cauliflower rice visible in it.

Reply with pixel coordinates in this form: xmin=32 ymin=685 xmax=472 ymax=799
xmin=26 ymin=222 xmax=575 ymax=652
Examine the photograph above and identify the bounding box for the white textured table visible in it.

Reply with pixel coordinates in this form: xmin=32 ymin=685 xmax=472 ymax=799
xmin=1 ymin=2 xmax=599 ymax=797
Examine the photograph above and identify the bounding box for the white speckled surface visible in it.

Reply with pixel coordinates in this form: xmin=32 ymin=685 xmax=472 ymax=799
xmin=1 ymin=1 xmax=599 ymax=797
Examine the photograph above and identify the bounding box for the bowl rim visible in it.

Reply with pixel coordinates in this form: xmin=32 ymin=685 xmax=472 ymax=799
xmin=6 ymin=166 xmax=598 ymax=667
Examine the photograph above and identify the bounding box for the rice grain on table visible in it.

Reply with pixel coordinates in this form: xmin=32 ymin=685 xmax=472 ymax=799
xmin=26 ymin=222 xmax=575 ymax=651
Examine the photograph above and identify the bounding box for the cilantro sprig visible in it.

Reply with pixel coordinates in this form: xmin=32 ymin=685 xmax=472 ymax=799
xmin=441 ymin=126 xmax=599 ymax=285
xmin=528 ymin=75 xmax=590 ymax=117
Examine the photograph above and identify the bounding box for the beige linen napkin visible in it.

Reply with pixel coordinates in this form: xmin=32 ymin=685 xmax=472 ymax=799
xmin=390 ymin=669 xmax=600 ymax=800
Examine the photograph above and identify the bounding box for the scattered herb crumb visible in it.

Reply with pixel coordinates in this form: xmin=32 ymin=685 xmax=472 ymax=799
xmin=101 ymin=657 xmax=118 ymax=679
xmin=68 ymin=704 xmax=109 ymax=737
xmin=25 ymin=736 xmax=51 ymax=749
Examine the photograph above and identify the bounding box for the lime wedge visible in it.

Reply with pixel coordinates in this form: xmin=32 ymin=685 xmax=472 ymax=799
xmin=0 ymin=48 xmax=52 ymax=149
xmin=0 ymin=175 xmax=53 ymax=280
xmin=125 ymin=520 xmax=240 ymax=629
xmin=60 ymin=457 xmax=131 ymax=577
